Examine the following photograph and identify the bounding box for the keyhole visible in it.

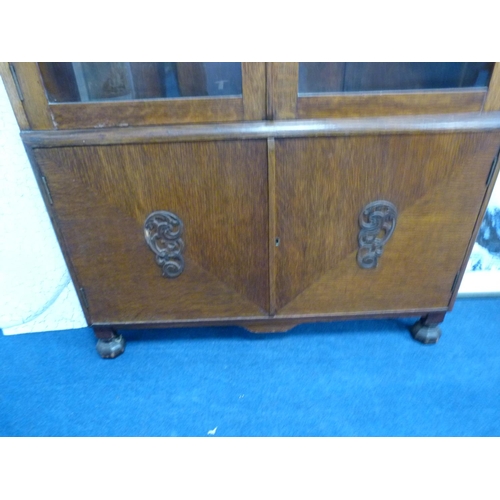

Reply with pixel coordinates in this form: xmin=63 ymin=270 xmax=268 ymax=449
xmin=275 ymin=237 xmax=280 ymax=247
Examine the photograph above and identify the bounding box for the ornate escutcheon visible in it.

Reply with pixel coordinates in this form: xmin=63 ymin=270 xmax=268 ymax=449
xmin=357 ymin=200 xmax=397 ymax=269
xmin=144 ymin=211 xmax=185 ymax=278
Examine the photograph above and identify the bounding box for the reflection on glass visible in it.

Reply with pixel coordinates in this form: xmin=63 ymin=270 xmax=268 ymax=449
xmin=298 ymin=63 xmax=495 ymax=94
xmin=39 ymin=63 xmax=243 ymax=103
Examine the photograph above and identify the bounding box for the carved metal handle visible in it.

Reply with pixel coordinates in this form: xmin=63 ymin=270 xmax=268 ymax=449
xmin=144 ymin=211 xmax=185 ymax=278
xmin=357 ymin=200 xmax=397 ymax=269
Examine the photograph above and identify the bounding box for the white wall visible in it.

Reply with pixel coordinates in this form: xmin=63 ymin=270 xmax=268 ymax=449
xmin=0 ymin=76 xmax=86 ymax=335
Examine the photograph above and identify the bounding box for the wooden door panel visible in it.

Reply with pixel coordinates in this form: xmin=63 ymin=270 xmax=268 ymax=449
xmin=274 ymin=132 xmax=500 ymax=315
xmin=34 ymin=140 xmax=269 ymax=324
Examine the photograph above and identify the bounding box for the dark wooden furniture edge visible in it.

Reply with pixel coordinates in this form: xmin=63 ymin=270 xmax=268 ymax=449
xmin=0 ymin=63 xmax=30 ymax=129
xmin=93 ymin=306 xmax=448 ymax=357
xmin=49 ymin=97 xmax=245 ymax=129
xmin=22 ymin=112 xmax=500 ymax=147
xmin=297 ymin=89 xmax=487 ymax=119
xmin=267 ymin=137 xmax=277 ymax=315
xmin=92 ymin=307 xmax=449 ymax=331
xmin=6 ymin=63 xmax=54 ymax=129
xmin=268 ymin=62 xmax=298 ymax=119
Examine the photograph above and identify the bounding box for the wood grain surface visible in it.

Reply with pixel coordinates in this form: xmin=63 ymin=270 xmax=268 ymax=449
xmin=50 ymin=97 xmax=244 ymax=129
xmin=9 ymin=63 xmax=53 ymax=129
xmin=274 ymin=132 xmax=500 ymax=315
xmin=0 ymin=62 xmax=30 ymax=129
xmin=297 ymin=90 xmax=486 ymax=119
xmin=484 ymin=63 xmax=500 ymax=111
xmin=267 ymin=137 xmax=277 ymax=315
xmin=242 ymin=62 xmax=266 ymax=120
xmin=33 ymin=140 xmax=270 ymax=323
xmin=22 ymin=112 xmax=500 ymax=148
xmin=268 ymin=63 xmax=298 ymax=119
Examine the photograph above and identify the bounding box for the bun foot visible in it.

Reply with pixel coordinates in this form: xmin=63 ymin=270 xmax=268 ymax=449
xmin=410 ymin=320 xmax=442 ymax=344
xmin=410 ymin=312 xmax=446 ymax=345
xmin=94 ymin=326 xmax=126 ymax=359
xmin=96 ymin=335 xmax=126 ymax=358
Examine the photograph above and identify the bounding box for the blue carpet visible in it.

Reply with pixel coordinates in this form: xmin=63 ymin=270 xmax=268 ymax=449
xmin=1 ymin=297 xmax=499 ymax=436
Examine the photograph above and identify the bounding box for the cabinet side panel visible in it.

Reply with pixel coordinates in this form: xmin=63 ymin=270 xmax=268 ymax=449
xmin=0 ymin=63 xmax=30 ymax=130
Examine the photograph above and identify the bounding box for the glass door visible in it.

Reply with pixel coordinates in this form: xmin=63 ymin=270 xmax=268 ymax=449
xmin=10 ymin=62 xmax=265 ymax=129
xmin=270 ymin=62 xmax=500 ymax=119
xmin=39 ymin=63 xmax=245 ymax=102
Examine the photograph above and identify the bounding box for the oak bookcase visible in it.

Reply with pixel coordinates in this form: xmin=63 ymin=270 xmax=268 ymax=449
xmin=2 ymin=62 xmax=499 ymax=358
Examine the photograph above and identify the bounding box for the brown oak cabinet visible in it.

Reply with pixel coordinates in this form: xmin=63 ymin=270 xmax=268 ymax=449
xmin=2 ymin=62 xmax=500 ymax=358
